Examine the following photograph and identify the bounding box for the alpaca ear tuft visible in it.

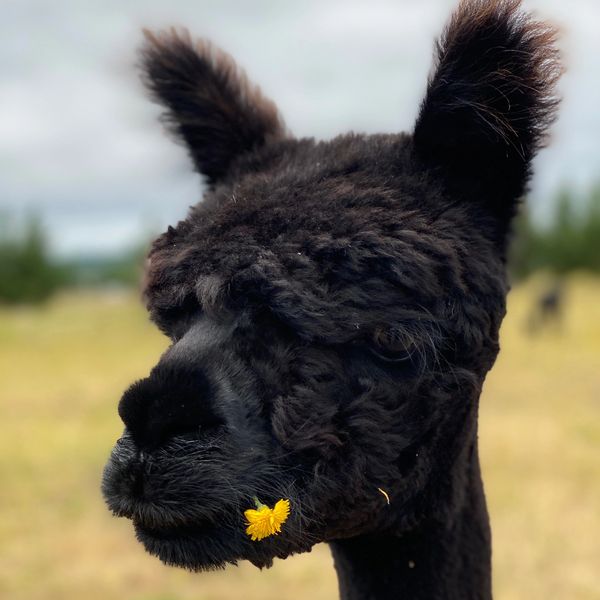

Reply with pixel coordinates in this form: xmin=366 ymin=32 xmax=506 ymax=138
xmin=413 ymin=0 xmax=562 ymax=241
xmin=140 ymin=29 xmax=287 ymax=185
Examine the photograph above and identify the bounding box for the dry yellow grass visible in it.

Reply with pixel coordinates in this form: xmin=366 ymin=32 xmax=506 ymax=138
xmin=0 ymin=275 xmax=598 ymax=599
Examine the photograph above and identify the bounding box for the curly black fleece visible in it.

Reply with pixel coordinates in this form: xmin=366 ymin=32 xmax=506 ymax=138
xmin=102 ymin=1 xmax=561 ymax=598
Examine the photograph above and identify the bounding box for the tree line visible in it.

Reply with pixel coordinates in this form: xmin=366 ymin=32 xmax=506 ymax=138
xmin=510 ymin=186 xmax=600 ymax=279
xmin=0 ymin=215 xmax=145 ymax=304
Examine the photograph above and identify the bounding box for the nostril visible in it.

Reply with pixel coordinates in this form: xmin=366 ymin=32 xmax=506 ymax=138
xmin=118 ymin=365 xmax=222 ymax=450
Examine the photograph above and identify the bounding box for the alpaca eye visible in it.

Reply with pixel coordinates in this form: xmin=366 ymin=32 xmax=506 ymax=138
xmin=370 ymin=327 xmax=414 ymax=363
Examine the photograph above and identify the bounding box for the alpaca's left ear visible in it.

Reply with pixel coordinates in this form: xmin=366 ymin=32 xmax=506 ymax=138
xmin=413 ymin=0 xmax=561 ymax=243
xmin=140 ymin=29 xmax=287 ymax=186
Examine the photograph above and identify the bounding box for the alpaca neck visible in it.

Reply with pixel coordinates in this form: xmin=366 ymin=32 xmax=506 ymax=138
xmin=329 ymin=450 xmax=491 ymax=600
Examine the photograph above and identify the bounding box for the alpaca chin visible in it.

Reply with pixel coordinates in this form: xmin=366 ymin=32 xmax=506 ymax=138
xmin=134 ymin=519 xmax=301 ymax=572
xmin=133 ymin=519 xmax=246 ymax=571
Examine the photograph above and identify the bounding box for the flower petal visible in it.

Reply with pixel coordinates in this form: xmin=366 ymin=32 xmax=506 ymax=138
xmin=244 ymin=498 xmax=291 ymax=541
xmin=273 ymin=499 xmax=291 ymax=521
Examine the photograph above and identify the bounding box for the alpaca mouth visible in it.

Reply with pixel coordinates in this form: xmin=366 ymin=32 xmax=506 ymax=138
xmin=104 ymin=462 xmax=250 ymax=570
xmin=102 ymin=436 xmax=236 ymax=531
xmin=102 ymin=433 xmax=288 ymax=570
xmin=133 ymin=515 xmax=244 ymax=571
xmin=103 ymin=430 xmax=310 ymax=570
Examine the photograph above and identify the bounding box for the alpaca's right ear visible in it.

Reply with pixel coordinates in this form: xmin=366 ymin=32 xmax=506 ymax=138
xmin=140 ymin=29 xmax=287 ymax=185
xmin=413 ymin=0 xmax=561 ymax=242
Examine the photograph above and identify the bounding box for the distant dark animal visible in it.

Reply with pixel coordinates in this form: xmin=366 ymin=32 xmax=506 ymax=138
xmin=528 ymin=280 xmax=565 ymax=333
xmin=102 ymin=1 xmax=561 ymax=598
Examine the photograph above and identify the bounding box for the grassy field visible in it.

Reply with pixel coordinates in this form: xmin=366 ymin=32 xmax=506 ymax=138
xmin=0 ymin=275 xmax=599 ymax=600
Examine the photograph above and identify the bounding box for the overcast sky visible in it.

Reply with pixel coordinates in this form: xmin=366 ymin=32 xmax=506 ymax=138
xmin=2 ymin=0 xmax=599 ymax=257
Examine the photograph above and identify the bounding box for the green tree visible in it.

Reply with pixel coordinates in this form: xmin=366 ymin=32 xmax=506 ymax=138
xmin=510 ymin=186 xmax=600 ymax=279
xmin=0 ymin=215 xmax=68 ymax=304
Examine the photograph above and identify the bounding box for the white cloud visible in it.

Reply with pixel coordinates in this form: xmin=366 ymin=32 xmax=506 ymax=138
xmin=1 ymin=0 xmax=599 ymax=254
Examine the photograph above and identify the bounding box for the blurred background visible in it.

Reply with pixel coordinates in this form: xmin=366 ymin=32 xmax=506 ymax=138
xmin=1 ymin=1 xmax=599 ymax=599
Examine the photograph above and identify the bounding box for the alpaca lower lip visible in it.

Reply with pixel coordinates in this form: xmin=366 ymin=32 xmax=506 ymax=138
xmin=133 ymin=519 xmax=239 ymax=571
xmin=133 ymin=519 xmax=282 ymax=572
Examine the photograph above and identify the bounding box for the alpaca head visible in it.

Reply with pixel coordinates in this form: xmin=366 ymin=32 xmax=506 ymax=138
xmin=103 ymin=0 xmax=560 ymax=573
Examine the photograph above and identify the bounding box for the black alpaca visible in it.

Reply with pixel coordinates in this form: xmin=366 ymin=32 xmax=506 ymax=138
xmin=102 ymin=1 xmax=561 ymax=598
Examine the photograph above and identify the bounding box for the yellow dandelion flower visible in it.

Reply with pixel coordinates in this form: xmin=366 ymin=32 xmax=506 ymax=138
xmin=244 ymin=498 xmax=290 ymax=541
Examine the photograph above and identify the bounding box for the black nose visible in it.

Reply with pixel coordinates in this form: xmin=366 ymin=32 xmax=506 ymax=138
xmin=118 ymin=364 xmax=221 ymax=449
